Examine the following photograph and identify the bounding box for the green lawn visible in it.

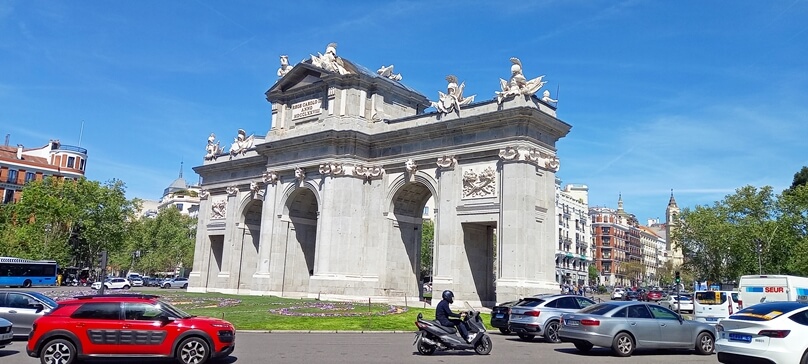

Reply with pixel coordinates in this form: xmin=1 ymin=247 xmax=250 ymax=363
xmin=151 ymin=291 xmax=479 ymax=331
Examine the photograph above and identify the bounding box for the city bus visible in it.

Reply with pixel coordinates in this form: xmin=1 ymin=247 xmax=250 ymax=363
xmin=0 ymin=257 xmax=58 ymax=287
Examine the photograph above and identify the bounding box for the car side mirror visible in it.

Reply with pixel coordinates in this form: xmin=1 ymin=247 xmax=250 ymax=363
xmin=677 ymin=314 xmax=684 ymax=323
xmin=33 ymin=303 xmax=45 ymax=313
xmin=159 ymin=315 xmax=174 ymax=325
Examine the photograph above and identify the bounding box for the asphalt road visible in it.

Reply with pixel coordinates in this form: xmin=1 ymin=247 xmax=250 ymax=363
xmin=2 ymin=332 xmax=719 ymax=364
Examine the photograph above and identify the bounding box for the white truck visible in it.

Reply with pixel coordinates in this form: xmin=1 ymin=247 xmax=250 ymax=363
xmin=737 ymin=274 xmax=808 ymax=308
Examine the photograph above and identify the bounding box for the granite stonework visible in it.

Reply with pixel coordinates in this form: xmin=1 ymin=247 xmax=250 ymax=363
xmin=189 ymin=46 xmax=571 ymax=307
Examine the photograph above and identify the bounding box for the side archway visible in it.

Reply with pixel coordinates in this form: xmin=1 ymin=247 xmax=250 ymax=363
xmin=233 ymin=193 xmax=263 ymax=291
xmin=385 ymin=172 xmax=438 ymax=299
xmin=278 ymin=182 xmax=320 ymax=296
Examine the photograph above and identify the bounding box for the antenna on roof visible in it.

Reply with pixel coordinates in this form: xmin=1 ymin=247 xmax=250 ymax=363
xmin=555 ymin=84 xmax=560 ymax=107
xmin=4 ymin=134 xmax=8 ymax=146
xmin=179 ymin=160 xmax=184 ymax=178
xmin=78 ymin=120 xmax=85 ymax=147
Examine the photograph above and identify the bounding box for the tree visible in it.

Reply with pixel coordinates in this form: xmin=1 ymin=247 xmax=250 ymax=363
xmin=621 ymin=261 xmax=645 ymax=287
xmin=788 ymin=166 xmax=808 ymax=192
xmin=676 ymin=185 xmax=796 ymax=283
xmin=588 ymin=264 xmax=599 ymax=286
xmin=0 ymin=177 xmax=137 ymax=269
xmin=122 ymin=208 xmax=196 ymax=275
xmin=420 ymin=220 xmax=434 ymax=281
xmin=778 ymin=183 xmax=808 ymax=274
xmin=657 ymin=260 xmax=675 ymax=286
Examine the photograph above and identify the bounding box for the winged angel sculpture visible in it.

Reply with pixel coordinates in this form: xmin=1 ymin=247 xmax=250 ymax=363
xmin=431 ymin=75 xmax=475 ymax=115
xmin=496 ymin=57 xmax=546 ymax=104
xmin=310 ymin=43 xmax=351 ymax=75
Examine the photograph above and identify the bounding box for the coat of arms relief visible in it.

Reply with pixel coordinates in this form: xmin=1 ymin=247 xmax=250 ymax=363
xmin=462 ymin=166 xmax=497 ymax=199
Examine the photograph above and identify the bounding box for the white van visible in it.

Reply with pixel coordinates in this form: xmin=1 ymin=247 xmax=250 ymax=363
xmin=738 ymin=274 xmax=808 ymax=308
xmin=693 ymin=290 xmax=741 ymax=324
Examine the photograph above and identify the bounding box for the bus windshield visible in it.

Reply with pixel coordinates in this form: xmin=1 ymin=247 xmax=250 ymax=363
xmin=0 ymin=257 xmax=58 ymax=287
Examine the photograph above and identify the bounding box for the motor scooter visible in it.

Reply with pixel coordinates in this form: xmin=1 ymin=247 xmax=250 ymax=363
xmin=413 ymin=302 xmax=492 ymax=355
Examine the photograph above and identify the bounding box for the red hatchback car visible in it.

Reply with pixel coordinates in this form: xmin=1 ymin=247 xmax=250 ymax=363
xmin=644 ymin=290 xmax=664 ymax=302
xmin=26 ymin=294 xmax=235 ymax=364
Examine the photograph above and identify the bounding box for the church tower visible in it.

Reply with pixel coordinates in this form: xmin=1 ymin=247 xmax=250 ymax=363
xmin=666 ymin=189 xmax=683 ymax=266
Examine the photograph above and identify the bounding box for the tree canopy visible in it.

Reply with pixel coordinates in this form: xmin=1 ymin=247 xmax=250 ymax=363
xmin=675 ymin=180 xmax=808 ymax=283
xmin=0 ymin=176 xmax=196 ymax=276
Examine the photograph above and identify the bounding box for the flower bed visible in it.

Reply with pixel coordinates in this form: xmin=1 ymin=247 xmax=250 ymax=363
xmin=268 ymin=301 xmax=406 ymax=317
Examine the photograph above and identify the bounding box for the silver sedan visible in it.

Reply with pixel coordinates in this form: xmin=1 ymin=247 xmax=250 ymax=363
xmin=558 ymin=301 xmax=716 ymax=357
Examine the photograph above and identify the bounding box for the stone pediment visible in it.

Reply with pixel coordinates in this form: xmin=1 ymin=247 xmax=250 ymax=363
xmin=266 ymin=63 xmax=332 ymax=95
xmin=265 ymin=54 xmax=430 ymax=129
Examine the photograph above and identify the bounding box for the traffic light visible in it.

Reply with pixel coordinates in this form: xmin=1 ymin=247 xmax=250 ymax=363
xmin=97 ymin=250 xmax=108 ymax=270
xmin=675 ymin=271 xmax=681 ymax=284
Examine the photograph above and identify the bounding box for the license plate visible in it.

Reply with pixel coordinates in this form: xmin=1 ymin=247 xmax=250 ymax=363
xmin=706 ymin=317 xmax=719 ymax=321
xmin=728 ymin=333 xmax=752 ymax=343
xmin=566 ymin=320 xmax=580 ymax=326
xmin=495 ymin=314 xmax=504 ymax=319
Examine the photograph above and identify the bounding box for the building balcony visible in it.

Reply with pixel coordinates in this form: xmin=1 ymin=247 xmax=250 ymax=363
xmin=55 ymin=144 xmax=88 ymax=155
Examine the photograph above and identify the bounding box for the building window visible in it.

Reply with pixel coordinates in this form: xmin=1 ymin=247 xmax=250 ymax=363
xmin=176 ymin=203 xmax=184 ymax=211
xmin=3 ymin=189 xmax=14 ymax=204
xmin=67 ymin=156 xmax=75 ymax=168
xmin=80 ymin=159 xmax=86 ymax=170
xmin=7 ymin=170 xmax=18 ymax=184
xmin=423 ymin=206 xmax=429 ymax=216
xmin=25 ymin=172 xmax=35 ymax=183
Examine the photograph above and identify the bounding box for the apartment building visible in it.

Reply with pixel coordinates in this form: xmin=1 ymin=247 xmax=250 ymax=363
xmin=0 ymin=139 xmax=87 ymax=203
xmin=555 ymin=180 xmax=593 ymax=286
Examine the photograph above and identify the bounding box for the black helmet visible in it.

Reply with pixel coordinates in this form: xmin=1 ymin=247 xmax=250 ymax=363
xmin=442 ymin=290 xmax=454 ymax=303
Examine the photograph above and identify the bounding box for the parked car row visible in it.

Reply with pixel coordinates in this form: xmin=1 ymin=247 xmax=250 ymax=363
xmin=490 ymin=287 xmax=808 ymax=361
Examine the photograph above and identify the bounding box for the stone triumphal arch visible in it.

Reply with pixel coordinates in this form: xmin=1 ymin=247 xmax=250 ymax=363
xmin=189 ymin=44 xmax=571 ymax=307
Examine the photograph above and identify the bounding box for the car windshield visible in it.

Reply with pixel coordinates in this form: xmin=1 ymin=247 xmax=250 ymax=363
xmin=515 ymin=298 xmax=547 ymax=307
xmin=579 ymin=303 xmax=618 ymax=315
xmin=28 ymin=292 xmax=58 ymax=308
xmin=157 ymin=299 xmax=194 ymax=318
xmin=729 ymin=302 xmax=807 ymax=321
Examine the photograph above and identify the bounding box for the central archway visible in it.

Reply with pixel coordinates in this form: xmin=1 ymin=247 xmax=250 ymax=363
xmin=389 ymin=180 xmax=433 ymax=299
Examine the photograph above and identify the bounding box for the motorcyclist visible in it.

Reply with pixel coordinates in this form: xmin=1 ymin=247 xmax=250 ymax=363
xmin=436 ymin=290 xmax=476 ymax=343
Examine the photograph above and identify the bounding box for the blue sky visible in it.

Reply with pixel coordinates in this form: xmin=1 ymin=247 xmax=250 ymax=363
xmin=2 ymin=1 xmax=807 ymax=223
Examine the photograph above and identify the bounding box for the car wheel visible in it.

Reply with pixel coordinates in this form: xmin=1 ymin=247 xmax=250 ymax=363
xmin=498 ymin=327 xmax=511 ymax=335
xmin=163 ymin=284 xmax=170 ymax=289
xmin=177 ymin=336 xmax=210 ymax=364
xmin=574 ymin=341 xmax=594 ymax=352
xmin=517 ymin=333 xmax=535 ymax=341
xmin=23 ymin=279 xmax=33 ymax=288
xmin=695 ymin=331 xmax=714 ymax=355
xmin=543 ymin=320 xmax=561 ymax=343
xmin=416 ymin=335 xmax=435 ymax=355
xmin=611 ymin=332 xmax=635 ymax=357
xmin=474 ymin=334 xmax=493 ymax=355
xmin=801 ymin=350 xmax=808 ymax=364
xmin=182 ymin=283 xmax=188 ymax=289
xmin=40 ymin=338 xmax=77 ymax=364
xmin=123 ymin=285 xmax=130 ymax=290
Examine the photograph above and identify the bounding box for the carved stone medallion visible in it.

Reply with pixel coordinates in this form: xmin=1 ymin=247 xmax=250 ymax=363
xmin=211 ymin=200 xmax=226 ymax=219
xmin=462 ymin=166 xmax=498 ymax=199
